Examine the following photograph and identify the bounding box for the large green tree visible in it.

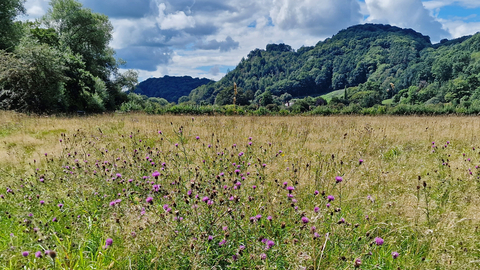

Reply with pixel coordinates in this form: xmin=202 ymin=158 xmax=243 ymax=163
xmin=0 ymin=0 xmax=25 ymax=51
xmin=40 ymin=0 xmax=136 ymax=111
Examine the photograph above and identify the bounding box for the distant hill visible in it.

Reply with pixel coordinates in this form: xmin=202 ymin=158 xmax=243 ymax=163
xmin=134 ymin=75 xmax=213 ymax=103
xmin=185 ymin=23 xmax=480 ymax=108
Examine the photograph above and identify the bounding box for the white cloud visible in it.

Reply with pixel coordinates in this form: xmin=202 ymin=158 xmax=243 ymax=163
xmin=439 ymin=19 xmax=480 ymax=38
xmin=156 ymin=3 xmax=195 ymax=30
xmin=270 ymin=0 xmax=363 ymax=34
xmin=365 ymin=0 xmax=450 ymax=41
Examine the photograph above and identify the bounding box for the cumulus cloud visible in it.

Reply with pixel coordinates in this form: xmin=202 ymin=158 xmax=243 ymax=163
xmin=195 ymin=36 xmax=239 ymax=52
xmin=365 ymin=0 xmax=450 ymax=41
xmin=269 ymin=0 xmax=363 ymax=35
xmin=156 ymin=3 xmax=196 ymax=30
xmin=116 ymin=46 xmax=173 ymax=71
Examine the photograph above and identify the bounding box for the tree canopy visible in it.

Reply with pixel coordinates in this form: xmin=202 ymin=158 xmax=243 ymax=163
xmin=0 ymin=0 xmax=137 ymax=113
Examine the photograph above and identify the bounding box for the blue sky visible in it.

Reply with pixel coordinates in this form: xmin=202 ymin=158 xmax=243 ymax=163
xmin=21 ymin=0 xmax=480 ymax=82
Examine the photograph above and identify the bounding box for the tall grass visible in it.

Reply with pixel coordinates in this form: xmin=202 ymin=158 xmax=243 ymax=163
xmin=1 ymin=111 xmax=480 ymax=269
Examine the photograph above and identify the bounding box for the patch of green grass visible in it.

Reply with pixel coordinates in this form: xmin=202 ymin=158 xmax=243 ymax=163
xmin=321 ymin=89 xmax=345 ymax=102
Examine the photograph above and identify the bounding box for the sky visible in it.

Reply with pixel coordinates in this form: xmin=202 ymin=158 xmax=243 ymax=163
xmin=20 ymin=0 xmax=480 ymax=82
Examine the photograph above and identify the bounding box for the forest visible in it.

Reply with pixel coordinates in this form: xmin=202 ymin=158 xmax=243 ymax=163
xmin=177 ymin=24 xmax=480 ymax=113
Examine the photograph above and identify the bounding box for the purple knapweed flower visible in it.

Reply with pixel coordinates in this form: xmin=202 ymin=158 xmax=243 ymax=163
xmin=266 ymin=240 xmax=275 ymax=250
xmin=196 ymin=136 xmax=200 ymax=140
xmin=392 ymin=251 xmax=399 ymax=259
xmin=260 ymin=253 xmax=267 ymax=260
xmin=208 ymin=235 xmax=213 ymax=241
xmin=301 ymin=216 xmax=309 ymax=224
xmin=267 ymin=216 xmax=272 ymax=221
xmin=35 ymin=251 xmax=42 ymax=258
xmin=239 ymin=152 xmax=244 ymax=157
xmin=152 ymin=171 xmax=160 ymax=178
xmin=146 ymin=197 xmax=153 ymax=204
xmin=335 ymin=176 xmax=343 ymax=183
xmin=58 ymin=203 xmax=63 ymax=208
xmin=219 ymin=239 xmax=226 ymax=246
xmin=327 ymin=195 xmax=335 ymax=202
xmin=374 ymin=237 xmax=384 ymax=246
xmin=22 ymin=251 xmax=29 ymax=257
xmin=359 ymin=159 xmax=364 ymax=165
xmin=314 ymin=206 xmax=320 ymax=212
xmin=314 ymin=190 xmax=319 ymax=195
xmin=202 ymin=196 xmax=209 ymax=202
xmin=52 ymin=217 xmax=57 ymax=222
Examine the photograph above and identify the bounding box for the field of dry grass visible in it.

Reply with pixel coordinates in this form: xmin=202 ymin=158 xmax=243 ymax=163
xmin=1 ymin=111 xmax=480 ymax=269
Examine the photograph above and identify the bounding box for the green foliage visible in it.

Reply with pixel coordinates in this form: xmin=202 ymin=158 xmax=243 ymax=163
xmin=0 ymin=0 xmax=137 ymax=114
xmin=0 ymin=0 xmax=25 ymax=51
xmin=134 ymin=76 xmax=213 ymax=103
xmin=0 ymin=39 xmax=67 ymax=113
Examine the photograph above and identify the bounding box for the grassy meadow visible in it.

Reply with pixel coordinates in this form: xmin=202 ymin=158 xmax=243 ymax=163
xmin=1 ymin=111 xmax=480 ymax=269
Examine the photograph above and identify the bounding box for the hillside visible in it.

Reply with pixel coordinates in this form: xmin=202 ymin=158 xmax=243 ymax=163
xmin=134 ymin=75 xmax=213 ymax=103
xmin=185 ymin=24 xmax=480 ymax=109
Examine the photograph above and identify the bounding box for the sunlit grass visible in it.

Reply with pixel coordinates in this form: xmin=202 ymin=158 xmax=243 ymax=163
xmin=1 ymin=111 xmax=480 ymax=269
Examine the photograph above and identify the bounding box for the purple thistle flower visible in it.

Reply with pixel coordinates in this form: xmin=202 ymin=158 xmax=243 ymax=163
xmin=392 ymin=251 xmax=399 ymax=259
xmin=232 ymin=254 xmax=238 ymax=261
xmin=286 ymin=186 xmax=295 ymax=191
xmin=314 ymin=206 xmax=320 ymax=212
xmin=105 ymin=238 xmax=113 ymax=247
xmin=208 ymin=235 xmax=213 ymax=241
xmin=327 ymin=195 xmax=335 ymax=201
xmin=40 ymin=200 xmax=45 ymax=205
xmin=22 ymin=251 xmax=29 ymax=257
xmin=314 ymin=190 xmax=319 ymax=195
xmin=301 ymin=216 xmax=309 ymax=224
xmin=335 ymin=176 xmax=343 ymax=183
xmin=354 ymin=258 xmax=362 ymax=267
xmin=58 ymin=203 xmax=63 ymax=208
xmin=219 ymin=239 xmax=226 ymax=246
xmin=266 ymin=240 xmax=275 ymax=250
xmin=359 ymin=159 xmax=364 ymax=165
xmin=326 ymin=203 xmax=331 ymax=208
xmin=202 ymin=196 xmax=209 ymax=202
xmin=313 ymin=232 xmax=320 ymax=238
xmin=35 ymin=251 xmax=42 ymax=258
xmin=196 ymin=136 xmax=200 ymax=140
xmin=146 ymin=197 xmax=153 ymax=204
xmin=267 ymin=216 xmax=272 ymax=221
xmin=238 ymin=152 xmax=244 ymax=157
xmin=116 ymin=173 xmax=122 ymax=178
xmin=152 ymin=171 xmax=160 ymax=178
xmin=239 ymin=245 xmax=245 ymax=250
xmin=52 ymin=217 xmax=57 ymax=222
xmin=260 ymin=253 xmax=267 ymax=260
xmin=374 ymin=237 xmax=384 ymax=246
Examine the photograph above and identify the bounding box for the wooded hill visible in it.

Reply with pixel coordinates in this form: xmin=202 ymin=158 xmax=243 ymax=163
xmin=134 ymin=76 xmax=212 ymax=103
xmin=183 ymin=24 xmax=480 ymax=109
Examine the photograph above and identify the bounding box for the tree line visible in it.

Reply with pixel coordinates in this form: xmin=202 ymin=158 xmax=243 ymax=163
xmin=0 ymin=0 xmax=137 ymax=113
xmin=175 ymin=24 xmax=480 ymax=111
